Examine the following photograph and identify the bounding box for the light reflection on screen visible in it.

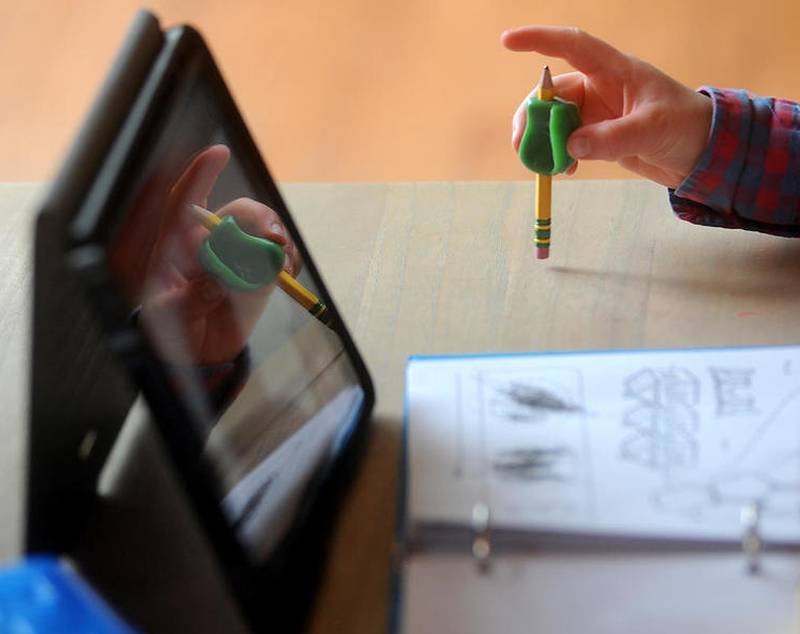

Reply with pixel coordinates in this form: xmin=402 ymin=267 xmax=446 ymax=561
xmin=107 ymin=70 xmax=365 ymax=563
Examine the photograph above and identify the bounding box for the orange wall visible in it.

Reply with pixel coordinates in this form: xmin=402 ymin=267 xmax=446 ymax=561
xmin=2 ymin=1 xmax=799 ymax=182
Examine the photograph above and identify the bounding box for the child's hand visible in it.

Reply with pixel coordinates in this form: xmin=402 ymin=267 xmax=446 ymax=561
xmin=502 ymin=26 xmax=713 ymax=188
xmin=138 ymin=145 xmax=284 ymax=365
xmin=113 ymin=144 xmax=301 ymax=366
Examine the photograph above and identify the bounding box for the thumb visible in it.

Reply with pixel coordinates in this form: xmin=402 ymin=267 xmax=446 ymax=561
xmin=567 ymin=115 xmax=648 ymax=162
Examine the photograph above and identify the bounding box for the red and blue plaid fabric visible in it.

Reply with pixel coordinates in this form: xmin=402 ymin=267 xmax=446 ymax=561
xmin=669 ymin=87 xmax=800 ymax=236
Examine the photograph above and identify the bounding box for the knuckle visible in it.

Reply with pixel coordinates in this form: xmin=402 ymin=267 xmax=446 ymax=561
xmin=568 ymin=26 xmax=586 ymax=40
xmin=232 ymin=197 xmax=272 ymax=219
xmin=231 ymin=196 xmax=254 ymax=208
xmin=603 ymin=135 xmax=620 ymax=158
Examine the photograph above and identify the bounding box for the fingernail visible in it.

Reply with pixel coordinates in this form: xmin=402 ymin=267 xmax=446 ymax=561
xmin=202 ymin=280 xmax=223 ymax=301
xmin=569 ymin=137 xmax=589 ymax=159
xmin=270 ymin=222 xmax=284 ymax=238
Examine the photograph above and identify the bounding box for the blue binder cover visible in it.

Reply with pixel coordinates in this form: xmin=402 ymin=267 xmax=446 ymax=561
xmin=0 ymin=556 xmax=136 ymax=633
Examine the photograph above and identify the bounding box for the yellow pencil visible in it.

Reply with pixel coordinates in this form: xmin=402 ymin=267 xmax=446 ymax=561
xmin=535 ymin=65 xmax=554 ymax=260
xmin=188 ymin=203 xmax=334 ymax=328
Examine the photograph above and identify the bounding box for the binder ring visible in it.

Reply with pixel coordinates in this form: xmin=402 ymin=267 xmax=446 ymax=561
xmin=471 ymin=502 xmax=492 ymax=573
xmin=740 ymin=501 xmax=762 ymax=575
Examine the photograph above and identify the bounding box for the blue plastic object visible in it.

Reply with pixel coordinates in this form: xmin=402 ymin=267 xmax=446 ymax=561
xmin=0 ymin=556 xmax=136 ymax=633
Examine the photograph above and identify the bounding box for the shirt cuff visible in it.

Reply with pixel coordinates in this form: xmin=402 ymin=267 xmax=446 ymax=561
xmin=669 ymin=87 xmax=800 ymax=236
xmin=673 ymin=87 xmax=751 ymax=212
xmin=165 ymin=347 xmax=251 ymax=418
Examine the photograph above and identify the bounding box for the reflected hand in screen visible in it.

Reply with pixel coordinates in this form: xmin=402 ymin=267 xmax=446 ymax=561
xmin=137 ymin=144 xmax=302 ymax=365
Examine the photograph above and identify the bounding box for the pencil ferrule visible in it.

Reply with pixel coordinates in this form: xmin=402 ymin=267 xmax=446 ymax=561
xmin=310 ymin=302 xmax=327 ymax=318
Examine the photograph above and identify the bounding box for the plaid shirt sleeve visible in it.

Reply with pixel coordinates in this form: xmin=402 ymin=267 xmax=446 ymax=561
xmin=166 ymin=347 xmax=251 ymax=420
xmin=669 ymin=86 xmax=800 ymax=236
xmin=198 ymin=346 xmax=251 ymax=413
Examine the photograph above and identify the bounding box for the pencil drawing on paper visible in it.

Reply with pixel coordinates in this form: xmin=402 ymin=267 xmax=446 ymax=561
xmin=469 ymin=368 xmax=591 ymax=512
xmin=709 ymin=366 xmax=758 ymax=417
xmin=619 ymin=367 xmax=700 ymax=473
xmin=410 ymin=348 xmax=800 ymax=542
xmin=652 ymin=386 xmax=800 ymax=522
xmin=623 ymin=367 xmax=700 ymax=407
xmin=485 ymin=370 xmax=583 ymax=424
xmin=492 ymin=446 xmax=578 ymax=482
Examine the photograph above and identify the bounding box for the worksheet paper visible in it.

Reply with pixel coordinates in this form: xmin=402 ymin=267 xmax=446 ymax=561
xmin=406 ymin=346 xmax=800 ymax=544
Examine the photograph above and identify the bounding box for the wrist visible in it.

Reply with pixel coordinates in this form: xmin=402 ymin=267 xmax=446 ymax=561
xmin=678 ymin=91 xmax=713 ymax=183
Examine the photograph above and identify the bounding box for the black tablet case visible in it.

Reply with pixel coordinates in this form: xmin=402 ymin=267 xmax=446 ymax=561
xmin=26 ymin=11 xmax=163 ymax=555
xmin=27 ymin=11 xmax=373 ymax=633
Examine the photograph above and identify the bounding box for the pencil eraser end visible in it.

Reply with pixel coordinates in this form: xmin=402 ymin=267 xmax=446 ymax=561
xmin=536 ymin=247 xmax=550 ymax=260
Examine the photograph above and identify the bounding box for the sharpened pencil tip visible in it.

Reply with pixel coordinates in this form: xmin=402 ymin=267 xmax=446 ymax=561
xmin=540 ymin=65 xmax=553 ymax=91
xmin=187 ymin=202 xmax=221 ymax=229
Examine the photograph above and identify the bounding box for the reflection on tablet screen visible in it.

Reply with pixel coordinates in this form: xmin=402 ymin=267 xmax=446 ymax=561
xmin=106 ymin=69 xmax=364 ymax=564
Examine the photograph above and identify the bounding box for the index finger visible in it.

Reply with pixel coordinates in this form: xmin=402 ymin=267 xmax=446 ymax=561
xmin=170 ymin=144 xmax=231 ymax=208
xmin=156 ymin=145 xmax=232 ymax=274
xmin=501 ymin=26 xmax=628 ymax=76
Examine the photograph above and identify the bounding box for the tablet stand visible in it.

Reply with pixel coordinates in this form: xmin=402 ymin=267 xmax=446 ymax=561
xmin=71 ymin=400 xmax=250 ymax=633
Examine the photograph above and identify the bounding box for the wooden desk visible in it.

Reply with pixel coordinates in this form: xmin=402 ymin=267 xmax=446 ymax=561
xmin=4 ymin=180 xmax=800 ymax=632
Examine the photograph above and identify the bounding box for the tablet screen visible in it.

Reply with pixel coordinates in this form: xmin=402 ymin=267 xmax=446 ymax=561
xmin=104 ymin=56 xmax=366 ymax=563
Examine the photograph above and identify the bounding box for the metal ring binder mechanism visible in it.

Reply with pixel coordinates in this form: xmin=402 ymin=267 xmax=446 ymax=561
xmin=471 ymin=502 xmax=492 ymax=572
xmin=467 ymin=500 xmax=767 ymax=575
xmin=465 ymin=503 xmax=767 ymax=577
xmin=740 ymin=501 xmax=762 ymax=575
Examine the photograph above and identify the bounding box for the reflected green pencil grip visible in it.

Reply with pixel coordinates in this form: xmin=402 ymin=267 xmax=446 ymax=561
xmin=198 ymin=215 xmax=285 ymax=292
xmin=518 ymin=97 xmax=581 ymax=176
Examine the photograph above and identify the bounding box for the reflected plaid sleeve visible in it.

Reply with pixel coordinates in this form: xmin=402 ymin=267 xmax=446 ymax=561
xmin=669 ymin=87 xmax=800 ymax=236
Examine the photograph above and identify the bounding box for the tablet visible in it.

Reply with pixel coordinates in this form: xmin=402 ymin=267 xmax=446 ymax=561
xmin=37 ymin=10 xmax=374 ymax=632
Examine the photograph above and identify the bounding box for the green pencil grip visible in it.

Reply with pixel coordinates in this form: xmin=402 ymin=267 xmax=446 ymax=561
xmin=518 ymin=96 xmax=581 ymax=176
xmin=198 ymin=215 xmax=285 ymax=292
